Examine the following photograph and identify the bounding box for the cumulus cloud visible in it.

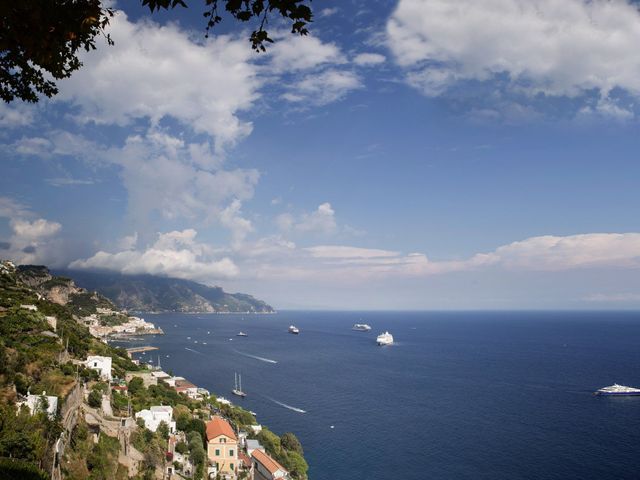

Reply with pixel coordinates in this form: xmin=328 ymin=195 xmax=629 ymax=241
xmin=0 ymin=206 xmax=64 ymax=265
xmin=69 ymin=229 xmax=238 ymax=281
xmin=58 ymin=10 xmax=260 ymax=153
xmin=10 ymin=219 xmax=61 ymax=240
xmin=387 ymin=0 xmax=640 ymax=114
xmin=282 ymin=70 xmax=362 ymax=105
xmin=278 ymin=203 xmax=338 ymax=235
xmin=353 ymin=53 xmax=386 ymax=66
xmin=0 ymin=102 xmax=35 ymax=128
xmin=268 ymin=33 xmax=345 ymax=73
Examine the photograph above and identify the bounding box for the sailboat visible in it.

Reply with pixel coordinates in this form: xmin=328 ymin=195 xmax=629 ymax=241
xmin=232 ymin=372 xmax=246 ymax=397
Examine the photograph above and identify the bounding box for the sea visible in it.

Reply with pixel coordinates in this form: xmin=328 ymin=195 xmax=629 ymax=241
xmin=116 ymin=311 xmax=640 ymax=480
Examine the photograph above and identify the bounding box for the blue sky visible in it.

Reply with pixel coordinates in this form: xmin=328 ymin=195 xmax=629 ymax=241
xmin=2 ymin=0 xmax=640 ymax=309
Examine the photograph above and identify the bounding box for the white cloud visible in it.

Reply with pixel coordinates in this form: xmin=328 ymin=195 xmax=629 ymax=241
xmin=353 ymin=53 xmax=386 ymax=66
xmin=219 ymin=200 xmax=253 ymax=246
xmin=100 ymin=131 xmax=259 ymax=232
xmin=387 ymin=0 xmax=640 ymax=111
xmin=10 ymin=219 xmax=61 ymax=240
xmin=0 ymin=102 xmax=35 ymax=128
xmin=278 ymin=203 xmax=338 ymax=234
xmin=13 ymin=137 xmax=52 ymax=156
xmin=282 ymin=70 xmax=362 ymax=105
xmin=0 ymin=197 xmax=31 ymax=219
xmin=268 ymin=33 xmax=345 ymax=73
xmin=58 ymin=11 xmax=260 ymax=153
xmin=319 ymin=7 xmax=338 ymax=17
xmin=69 ymin=229 xmax=238 ymax=280
xmin=45 ymin=177 xmax=95 ymax=187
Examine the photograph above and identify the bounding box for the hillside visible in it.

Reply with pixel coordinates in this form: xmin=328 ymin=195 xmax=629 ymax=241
xmin=54 ymin=269 xmax=275 ymax=314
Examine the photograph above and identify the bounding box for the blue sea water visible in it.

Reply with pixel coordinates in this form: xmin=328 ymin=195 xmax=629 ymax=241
xmin=118 ymin=311 xmax=640 ymax=479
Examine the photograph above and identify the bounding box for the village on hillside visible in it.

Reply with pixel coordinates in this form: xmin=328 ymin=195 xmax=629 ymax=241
xmin=1 ymin=260 xmax=306 ymax=480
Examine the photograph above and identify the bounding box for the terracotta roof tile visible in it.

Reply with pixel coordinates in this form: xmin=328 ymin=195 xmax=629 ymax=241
xmin=251 ymin=449 xmax=287 ymax=475
xmin=206 ymin=416 xmax=237 ymax=441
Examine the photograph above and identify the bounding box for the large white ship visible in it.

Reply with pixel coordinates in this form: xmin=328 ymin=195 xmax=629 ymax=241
xmin=376 ymin=331 xmax=393 ymax=346
xmin=288 ymin=325 xmax=300 ymax=334
xmin=352 ymin=323 xmax=371 ymax=331
xmin=595 ymin=384 xmax=640 ymax=396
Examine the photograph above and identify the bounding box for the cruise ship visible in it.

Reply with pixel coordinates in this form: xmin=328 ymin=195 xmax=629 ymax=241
xmin=288 ymin=325 xmax=300 ymax=334
xmin=352 ymin=323 xmax=371 ymax=331
xmin=376 ymin=331 xmax=393 ymax=346
xmin=595 ymin=384 xmax=640 ymax=396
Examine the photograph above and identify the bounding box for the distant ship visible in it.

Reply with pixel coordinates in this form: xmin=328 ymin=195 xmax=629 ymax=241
xmin=232 ymin=372 xmax=246 ymax=397
xmin=288 ymin=325 xmax=300 ymax=334
xmin=376 ymin=331 xmax=393 ymax=346
xmin=595 ymin=384 xmax=640 ymax=396
xmin=353 ymin=323 xmax=371 ymax=331
xmin=237 ymin=332 xmax=248 ymax=337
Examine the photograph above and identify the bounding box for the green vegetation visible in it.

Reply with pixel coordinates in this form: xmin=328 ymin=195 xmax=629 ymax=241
xmin=0 ymin=457 xmax=49 ymax=480
xmin=256 ymin=428 xmax=308 ymax=480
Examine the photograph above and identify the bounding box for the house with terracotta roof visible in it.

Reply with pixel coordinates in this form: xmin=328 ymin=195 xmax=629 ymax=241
xmin=251 ymin=449 xmax=290 ymax=480
xmin=206 ymin=416 xmax=238 ymax=479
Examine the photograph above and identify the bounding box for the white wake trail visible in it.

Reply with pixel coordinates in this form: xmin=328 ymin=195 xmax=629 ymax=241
xmin=185 ymin=347 xmax=204 ymax=355
xmin=265 ymin=396 xmax=307 ymax=414
xmin=234 ymin=350 xmax=278 ymax=364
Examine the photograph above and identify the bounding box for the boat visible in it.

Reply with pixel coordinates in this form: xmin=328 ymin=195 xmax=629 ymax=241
xmin=237 ymin=332 xmax=248 ymax=337
xmin=353 ymin=323 xmax=371 ymax=331
xmin=288 ymin=325 xmax=300 ymax=334
xmin=595 ymin=384 xmax=640 ymax=396
xmin=376 ymin=331 xmax=394 ymax=346
xmin=232 ymin=372 xmax=246 ymax=397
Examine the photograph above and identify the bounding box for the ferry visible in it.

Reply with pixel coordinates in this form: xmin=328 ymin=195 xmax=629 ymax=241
xmin=232 ymin=372 xmax=246 ymax=397
xmin=353 ymin=323 xmax=371 ymax=331
xmin=595 ymin=384 xmax=640 ymax=396
xmin=376 ymin=331 xmax=394 ymax=346
xmin=288 ymin=325 xmax=300 ymax=334
xmin=237 ymin=332 xmax=248 ymax=337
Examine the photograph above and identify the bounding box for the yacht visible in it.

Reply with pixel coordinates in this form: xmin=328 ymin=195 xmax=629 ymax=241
xmin=232 ymin=372 xmax=246 ymax=397
xmin=376 ymin=331 xmax=394 ymax=346
xmin=237 ymin=332 xmax=248 ymax=337
xmin=353 ymin=323 xmax=372 ymax=331
xmin=288 ymin=325 xmax=300 ymax=334
xmin=595 ymin=384 xmax=640 ymax=396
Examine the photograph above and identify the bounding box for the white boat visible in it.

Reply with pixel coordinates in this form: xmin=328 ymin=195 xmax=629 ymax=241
xmin=353 ymin=323 xmax=371 ymax=331
xmin=595 ymin=384 xmax=640 ymax=396
xmin=376 ymin=331 xmax=394 ymax=346
xmin=232 ymin=372 xmax=246 ymax=397
xmin=288 ymin=325 xmax=300 ymax=334
xmin=237 ymin=332 xmax=248 ymax=337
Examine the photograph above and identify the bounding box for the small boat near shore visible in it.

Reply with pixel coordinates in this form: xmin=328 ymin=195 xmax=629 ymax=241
xmin=288 ymin=325 xmax=300 ymax=334
xmin=237 ymin=332 xmax=248 ymax=337
xmin=595 ymin=384 xmax=640 ymax=396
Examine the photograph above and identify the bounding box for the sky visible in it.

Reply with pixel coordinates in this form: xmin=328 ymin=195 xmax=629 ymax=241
xmin=2 ymin=0 xmax=640 ymax=310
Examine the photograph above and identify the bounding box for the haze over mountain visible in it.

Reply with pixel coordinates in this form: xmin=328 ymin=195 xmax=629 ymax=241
xmin=55 ymin=269 xmax=275 ymax=314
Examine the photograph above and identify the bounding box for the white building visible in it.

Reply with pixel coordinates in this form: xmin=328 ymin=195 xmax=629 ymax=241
xmin=135 ymin=405 xmax=176 ymax=433
xmin=20 ymin=304 xmax=38 ymax=311
xmin=86 ymin=355 xmax=112 ymax=381
xmin=17 ymin=391 xmax=58 ymax=419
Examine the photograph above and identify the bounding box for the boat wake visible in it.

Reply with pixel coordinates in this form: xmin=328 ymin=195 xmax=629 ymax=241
xmin=185 ymin=347 xmax=204 ymax=355
xmin=265 ymin=396 xmax=306 ymax=414
xmin=233 ymin=350 xmax=278 ymax=364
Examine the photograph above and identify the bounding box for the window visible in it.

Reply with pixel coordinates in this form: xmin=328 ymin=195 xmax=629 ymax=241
xmin=230 ymin=463 xmax=234 ymax=470
xmin=215 ymin=449 xmax=220 ymax=456
xmin=229 ymin=449 xmax=234 ymax=457
xmin=220 ymin=438 xmax=226 ymax=443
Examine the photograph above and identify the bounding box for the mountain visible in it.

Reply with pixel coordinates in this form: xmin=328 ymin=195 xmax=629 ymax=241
xmin=53 ymin=269 xmax=275 ymax=314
